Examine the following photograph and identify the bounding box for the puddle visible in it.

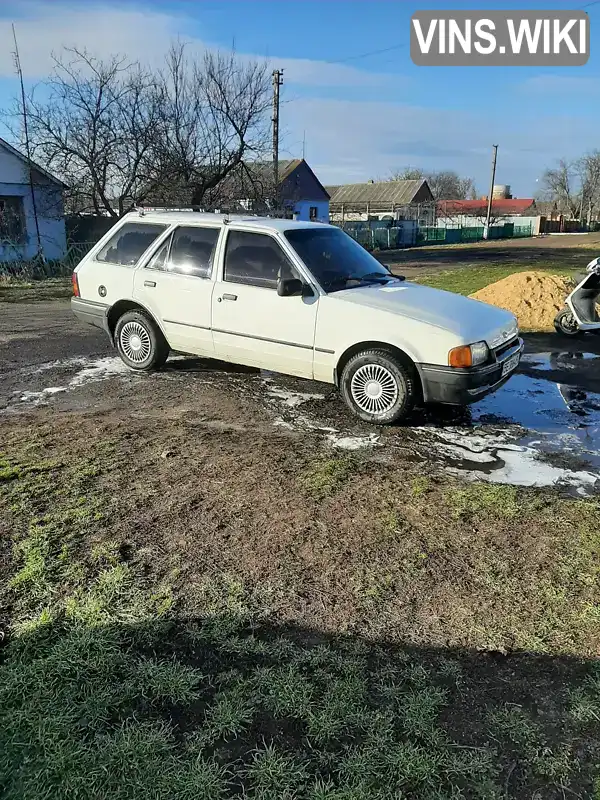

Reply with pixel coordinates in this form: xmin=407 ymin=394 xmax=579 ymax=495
xmin=327 ymin=433 xmax=381 ymax=451
xmin=15 ymin=357 xmax=132 ymax=406
xmin=267 ymin=387 xmax=325 ymax=408
xmin=414 ymin=352 xmax=600 ymax=495
xmin=520 ymin=351 xmax=600 ymax=372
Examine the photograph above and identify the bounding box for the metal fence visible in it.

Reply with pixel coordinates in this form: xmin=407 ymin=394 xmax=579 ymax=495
xmin=417 ymin=222 xmax=533 ymax=246
xmin=341 ymin=219 xmax=536 ymax=250
xmin=0 ymin=241 xmax=96 ymax=280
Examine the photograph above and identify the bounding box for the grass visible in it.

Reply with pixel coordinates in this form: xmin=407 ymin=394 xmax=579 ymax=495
xmin=2 ymin=427 xmax=600 ymax=798
xmin=0 ymin=276 xmax=72 ymax=303
xmin=299 ymin=456 xmax=357 ymax=500
xmin=416 ymin=263 xmax=577 ymax=296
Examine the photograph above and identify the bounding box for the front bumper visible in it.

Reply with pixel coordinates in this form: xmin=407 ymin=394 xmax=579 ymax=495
xmin=71 ymin=298 xmax=111 ymax=340
xmin=417 ymin=338 xmax=524 ymax=405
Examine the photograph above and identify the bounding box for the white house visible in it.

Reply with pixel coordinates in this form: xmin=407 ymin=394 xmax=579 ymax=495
xmin=0 ymin=137 xmax=67 ymax=262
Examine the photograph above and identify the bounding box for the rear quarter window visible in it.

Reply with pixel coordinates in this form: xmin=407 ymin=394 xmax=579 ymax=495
xmin=95 ymin=223 xmax=167 ymax=266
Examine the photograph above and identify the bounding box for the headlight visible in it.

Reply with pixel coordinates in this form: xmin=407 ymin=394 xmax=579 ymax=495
xmin=470 ymin=341 xmax=489 ymax=366
xmin=448 ymin=341 xmax=489 ymax=368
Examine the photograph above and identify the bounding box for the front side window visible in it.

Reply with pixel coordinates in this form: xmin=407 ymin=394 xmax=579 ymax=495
xmin=95 ymin=223 xmax=166 ymax=266
xmin=224 ymin=230 xmax=295 ymax=289
xmin=284 ymin=227 xmax=394 ymax=293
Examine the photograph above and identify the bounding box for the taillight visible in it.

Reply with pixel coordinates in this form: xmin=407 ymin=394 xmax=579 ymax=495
xmin=72 ymin=272 xmax=80 ymax=298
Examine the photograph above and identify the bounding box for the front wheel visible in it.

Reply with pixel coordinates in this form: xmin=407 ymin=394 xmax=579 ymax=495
xmin=340 ymin=349 xmax=416 ymax=425
xmin=115 ymin=310 xmax=170 ymax=370
xmin=554 ymin=308 xmax=583 ymax=337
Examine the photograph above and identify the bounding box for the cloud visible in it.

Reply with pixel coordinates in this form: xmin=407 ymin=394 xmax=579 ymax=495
xmin=0 ymin=2 xmax=396 ymax=89
xmin=519 ymin=74 xmax=600 ymax=94
xmin=282 ymin=97 xmax=599 ymax=194
xmin=0 ymin=4 xmax=183 ymax=77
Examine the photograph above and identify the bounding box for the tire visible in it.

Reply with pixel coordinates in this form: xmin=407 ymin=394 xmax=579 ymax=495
xmin=340 ymin=349 xmax=416 ymax=425
xmin=115 ymin=310 xmax=169 ymax=371
xmin=554 ymin=308 xmax=583 ymax=337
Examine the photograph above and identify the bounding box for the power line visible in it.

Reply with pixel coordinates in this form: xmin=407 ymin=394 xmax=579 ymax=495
xmin=11 ymin=23 xmax=42 ymax=259
xmin=329 ymin=1 xmax=598 ymax=64
xmin=327 ymin=42 xmax=407 ymax=66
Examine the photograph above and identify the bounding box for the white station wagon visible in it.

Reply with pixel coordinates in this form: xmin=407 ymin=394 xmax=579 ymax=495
xmin=71 ymin=211 xmax=523 ymax=425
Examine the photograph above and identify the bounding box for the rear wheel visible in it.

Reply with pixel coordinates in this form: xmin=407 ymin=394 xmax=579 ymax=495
xmin=340 ymin=349 xmax=416 ymax=425
xmin=115 ymin=310 xmax=169 ymax=370
xmin=554 ymin=308 xmax=583 ymax=337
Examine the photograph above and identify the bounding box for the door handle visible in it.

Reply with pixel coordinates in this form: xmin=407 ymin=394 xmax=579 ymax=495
xmin=144 ymin=280 xmax=156 ymax=288
xmin=222 ymin=293 xmax=237 ymax=301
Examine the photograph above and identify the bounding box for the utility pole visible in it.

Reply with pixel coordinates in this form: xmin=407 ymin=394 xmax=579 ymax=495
xmin=272 ymin=69 xmax=283 ymax=215
xmin=302 ymin=130 xmax=306 ymax=160
xmin=484 ymin=144 xmax=498 ymax=239
xmin=12 ymin=24 xmax=42 ymax=259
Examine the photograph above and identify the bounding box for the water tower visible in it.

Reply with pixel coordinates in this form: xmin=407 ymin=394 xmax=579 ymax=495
xmin=492 ymin=184 xmax=512 ymax=199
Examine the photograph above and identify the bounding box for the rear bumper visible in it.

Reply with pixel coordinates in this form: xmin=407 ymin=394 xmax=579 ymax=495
xmin=417 ymin=338 xmax=524 ymax=405
xmin=71 ymin=298 xmax=111 ymax=340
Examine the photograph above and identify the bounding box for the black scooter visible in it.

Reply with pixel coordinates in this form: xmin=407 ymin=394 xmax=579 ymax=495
xmin=554 ymin=257 xmax=600 ymax=336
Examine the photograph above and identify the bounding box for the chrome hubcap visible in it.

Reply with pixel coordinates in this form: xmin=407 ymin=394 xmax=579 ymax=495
xmin=351 ymin=363 xmax=399 ymax=415
xmin=120 ymin=321 xmax=151 ymax=363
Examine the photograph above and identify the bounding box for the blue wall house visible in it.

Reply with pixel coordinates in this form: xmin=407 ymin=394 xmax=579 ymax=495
xmin=0 ymin=137 xmax=68 ymax=262
xmin=210 ymin=158 xmax=330 ymax=221
xmin=274 ymin=159 xmax=330 ymax=222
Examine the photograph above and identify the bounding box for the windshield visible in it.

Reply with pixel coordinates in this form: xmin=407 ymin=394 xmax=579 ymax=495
xmin=284 ymin=227 xmax=397 ymax=292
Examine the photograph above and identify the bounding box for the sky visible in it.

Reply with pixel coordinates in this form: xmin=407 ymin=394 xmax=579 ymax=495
xmin=0 ymin=0 xmax=599 ymax=198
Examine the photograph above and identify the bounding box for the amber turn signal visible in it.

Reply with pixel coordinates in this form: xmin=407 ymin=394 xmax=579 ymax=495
xmin=448 ymin=345 xmax=472 ymax=368
xmin=72 ymin=272 xmax=80 ymax=298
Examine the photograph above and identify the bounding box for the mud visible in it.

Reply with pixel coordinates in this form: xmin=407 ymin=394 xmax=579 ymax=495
xmin=2 ymin=300 xmax=600 ymax=496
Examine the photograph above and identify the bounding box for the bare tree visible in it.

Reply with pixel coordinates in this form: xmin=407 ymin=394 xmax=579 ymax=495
xmin=540 ymin=159 xmax=580 ymax=219
xmin=3 ymin=43 xmax=272 ymax=217
xmin=576 ymin=151 xmax=600 ymax=225
xmin=388 ymin=167 xmax=477 ymax=200
xmin=152 ymin=44 xmax=272 ymax=209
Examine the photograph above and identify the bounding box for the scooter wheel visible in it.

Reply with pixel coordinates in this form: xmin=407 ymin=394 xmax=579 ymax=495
xmin=554 ymin=309 xmax=583 ymax=337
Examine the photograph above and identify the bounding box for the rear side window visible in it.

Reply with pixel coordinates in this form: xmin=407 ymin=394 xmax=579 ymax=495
xmin=95 ymin=223 xmax=166 ymax=266
xmin=224 ymin=230 xmax=294 ymax=289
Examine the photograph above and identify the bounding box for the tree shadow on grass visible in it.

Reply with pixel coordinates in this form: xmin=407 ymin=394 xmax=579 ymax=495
xmin=1 ymin=615 xmax=598 ymax=800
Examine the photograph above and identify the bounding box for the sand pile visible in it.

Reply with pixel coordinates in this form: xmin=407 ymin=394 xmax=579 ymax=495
xmin=469 ymin=271 xmax=572 ymax=331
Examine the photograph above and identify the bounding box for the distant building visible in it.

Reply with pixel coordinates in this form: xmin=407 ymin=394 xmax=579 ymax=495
xmin=139 ymin=158 xmax=330 ymax=223
xmin=327 ymin=179 xmax=435 ymax=224
xmin=437 ymin=198 xmax=538 ymax=220
xmin=235 ymin=158 xmax=330 ymax=223
xmin=0 ymin=137 xmax=67 ymax=262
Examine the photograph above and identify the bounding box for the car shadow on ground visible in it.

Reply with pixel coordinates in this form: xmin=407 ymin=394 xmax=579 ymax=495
xmin=1 ymin=615 xmax=597 ymax=799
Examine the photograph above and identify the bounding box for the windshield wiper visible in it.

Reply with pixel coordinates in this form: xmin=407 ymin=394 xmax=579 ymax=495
xmin=345 ymin=273 xmax=393 ymax=284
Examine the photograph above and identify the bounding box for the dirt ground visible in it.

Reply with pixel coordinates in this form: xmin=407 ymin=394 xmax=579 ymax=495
xmin=2 ymin=298 xmax=600 ymax=798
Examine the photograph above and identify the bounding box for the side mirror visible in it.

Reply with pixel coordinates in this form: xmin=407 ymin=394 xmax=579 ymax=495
xmin=277 ymin=277 xmax=304 ymax=297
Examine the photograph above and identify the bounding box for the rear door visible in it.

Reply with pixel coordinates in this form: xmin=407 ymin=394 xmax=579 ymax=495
xmin=133 ymin=225 xmax=222 ymax=356
xmin=211 ymin=228 xmax=318 ymax=378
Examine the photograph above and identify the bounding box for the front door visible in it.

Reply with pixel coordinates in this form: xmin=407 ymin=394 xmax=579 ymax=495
xmin=211 ymin=229 xmax=318 ymax=378
xmin=133 ymin=225 xmax=221 ymax=356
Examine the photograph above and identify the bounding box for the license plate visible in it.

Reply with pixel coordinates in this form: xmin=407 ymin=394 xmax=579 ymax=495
xmin=501 ymin=352 xmax=520 ymax=377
